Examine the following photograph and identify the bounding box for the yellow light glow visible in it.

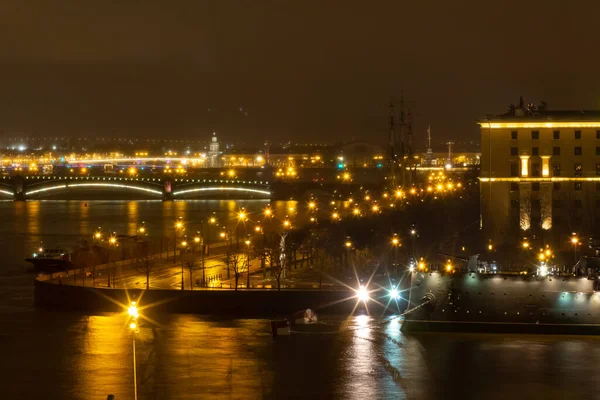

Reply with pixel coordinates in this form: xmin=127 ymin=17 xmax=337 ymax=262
xmin=480 ymin=121 xmax=600 ymax=129
xmin=176 ymin=221 xmax=183 ymax=229
xmin=345 ymin=241 xmax=352 ymax=248
xmin=372 ymin=205 xmax=379 ymax=212
xmin=418 ymin=262 xmax=425 ymax=270
xmin=353 ymin=207 xmax=360 ymax=215
xmin=519 ymin=155 xmax=529 ymax=177
xmin=209 ymin=217 xmax=216 ymax=224
xmin=128 ymin=303 xmax=139 ymax=318
xmin=255 ymin=226 xmax=261 ymax=232
xmin=522 ymin=242 xmax=530 ymax=249
xmin=308 ymin=201 xmax=316 ymax=209
xmin=342 ymin=172 xmax=351 ymax=181
xmin=245 ymin=239 xmax=251 ymax=245
xmin=228 ymin=169 xmax=236 ymax=177
xmin=94 ymin=232 xmax=101 ymax=239
xmin=392 ymin=237 xmax=399 ymax=246
xmin=264 ymin=208 xmax=272 ymax=217
xmin=194 ymin=236 xmax=200 ymax=243
xmin=139 ymin=227 xmax=145 ymax=233
xmin=446 ymin=264 xmax=453 ymax=272
xmin=488 ymin=244 xmax=493 ymax=251
xmin=395 ymin=190 xmax=403 ymax=198
xmin=238 ymin=212 xmax=246 ymax=220
xmin=283 ymin=220 xmax=291 ymax=228
xmin=410 ymin=188 xmax=416 ymax=194
xmin=109 ymin=237 xmax=117 ymax=245
xmin=332 ymin=212 xmax=339 ymax=219
xmin=220 ymin=232 xmax=226 ymax=238
xmin=181 ymin=241 xmax=187 ymax=247
xmin=129 ymin=322 xmax=137 ymax=330
xmin=128 ymin=167 xmax=137 ymax=175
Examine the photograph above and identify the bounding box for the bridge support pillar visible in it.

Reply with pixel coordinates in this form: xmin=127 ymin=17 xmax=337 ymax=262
xmin=14 ymin=192 xmax=25 ymax=201
xmin=162 ymin=193 xmax=173 ymax=201
xmin=163 ymin=180 xmax=173 ymax=201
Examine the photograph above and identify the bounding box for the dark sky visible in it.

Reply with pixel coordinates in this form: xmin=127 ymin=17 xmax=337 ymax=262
xmin=1 ymin=0 xmax=599 ymax=147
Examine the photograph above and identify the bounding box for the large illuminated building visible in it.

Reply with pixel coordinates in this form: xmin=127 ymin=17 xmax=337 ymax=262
xmin=479 ymin=100 xmax=600 ymax=251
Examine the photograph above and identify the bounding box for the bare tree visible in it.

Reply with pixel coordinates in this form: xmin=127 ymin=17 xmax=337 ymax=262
xmin=134 ymin=240 xmax=157 ymax=290
xmin=268 ymin=244 xmax=286 ymax=291
xmin=184 ymin=256 xmax=196 ymax=290
xmin=226 ymin=250 xmax=244 ymax=291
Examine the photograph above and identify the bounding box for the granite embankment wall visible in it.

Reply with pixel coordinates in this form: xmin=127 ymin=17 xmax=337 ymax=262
xmin=34 ymin=279 xmax=397 ymax=316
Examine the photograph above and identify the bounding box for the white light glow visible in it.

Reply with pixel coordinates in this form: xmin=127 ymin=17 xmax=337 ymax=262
xmin=357 ymin=285 xmax=370 ymax=302
xmin=26 ymin=185 xmax=67 ymax=195
xmin=0 ymin=189 xmax=13 ymax=196
xmin=173 ymin=187 xmax=271 ymax=197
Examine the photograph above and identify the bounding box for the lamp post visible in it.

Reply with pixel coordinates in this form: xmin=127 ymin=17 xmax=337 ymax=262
xmin=245 ymin=236 xmax=251 ymax=288
xmin=128 ymin=302 xmax=139 ymax=400
xmin=410 ymin=226 xmax=417 ymax=259
xmin=207 ymin=214 xmax=216 ymax=256
xmin=255 ymin=225 xmax=266 ymax=278
xmin=391 ymin=234 xmax=400 ymax=276
xmin=92 ymin=227 xmax=101 ymax=287
xmin=174 ymin=217 xmax=183 ymax=263
xmin=108 ymin=234 xmax=117 ymax=288
xmin=237 ymin=209 xmax=247 ymax=251
xmin=571 ymin=233 xmax=579 ymax=263
xmin=194 ymin=233 xmax=204 ymax=287
xmin=344 ymin=237 xmax=352 ymax=268
xmin=180 ymin=239 xmax=188 ymax=290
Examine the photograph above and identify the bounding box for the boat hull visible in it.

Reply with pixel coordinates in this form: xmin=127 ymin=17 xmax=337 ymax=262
xmin=26 ymin=258 xmax=73 ymax=272
xmin=401 ymin=271 xmax=600 ymax=334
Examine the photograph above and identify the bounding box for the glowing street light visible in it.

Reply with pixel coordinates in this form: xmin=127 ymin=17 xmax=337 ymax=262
xmin=356 ymin=285 xmax=369 ymax=302
xmin=522 ymin=241 xmax=530 ymax=249
xmin=389 ymin=287 xmax=400 ymax=300
xmin=264 ymin=207 xmax=272 ymax=217
xmin=345 ymin=240 xmax=352 ymax=248
xmin=571 ymin=233 xmax=580 ymax=262
xmin=283 ymin=219 xmax=291 ymax=229
xmin=128 ymin=301 xmax=139 ymax=319
xmin=372 ymin=204 xmax=380 ymax=212
xmin=308 ymin=201 xmax=316 ymax=209
xmin=128 ymin=301 xmax=139 ymax=400
xmin=352 ymin=207 xmax=360 ymax=216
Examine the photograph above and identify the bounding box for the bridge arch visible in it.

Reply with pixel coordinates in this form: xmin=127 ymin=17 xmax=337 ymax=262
xmin=23 ymin=176 xmax=164 ymax=198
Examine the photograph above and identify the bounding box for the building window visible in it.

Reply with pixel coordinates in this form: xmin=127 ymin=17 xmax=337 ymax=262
xmin=552 ymin=146 xmax=560 ymax=156
xmin=532 ymin=163 xmax=540 ymax=177
xmin=531 ymin=131 xmax=539 ymax=139
xmin=532 ymin=147 xmax=539 ymax=156
xmin=574 ymin=182 xmax=583 ymax=191
xmin=510 ymin=147 xmax=518 ymax=156
xmin=510 ymin=182 xmax=519 ymax=191
xmin=511 ymin=131 xmax=518 ymax=140
xmin=574 ymin=146 xmax=582 ymax=155
xmin=553 ymin=199 xmax=561 ymax=208
xmin=574 ymin=199 xmax=583 ymax=208
xmin=575 ymin=130 xmax=582 ymax=139
xmin=553 ymin=182 xmax=561 ymax=191
xmin=532 ymin=182 xmax=540 ymax=191
xmin=553 ymin=163 xmax=561 ymax=176
xmin=575 ymin=163 xmax=583 ymax=176
xmin=553 ymin=130 xmax=560 ymax=139
xmin=510 ymin=163 xmax=519 ymax=177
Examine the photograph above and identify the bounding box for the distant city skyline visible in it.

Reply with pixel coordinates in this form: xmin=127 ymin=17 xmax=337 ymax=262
xmin=0 ymin=1 xmax=598 ymax=144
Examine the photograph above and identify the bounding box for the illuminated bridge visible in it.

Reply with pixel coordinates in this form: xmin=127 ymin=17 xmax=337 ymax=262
xmin=0 ymin=175 xmax=272 ymax=200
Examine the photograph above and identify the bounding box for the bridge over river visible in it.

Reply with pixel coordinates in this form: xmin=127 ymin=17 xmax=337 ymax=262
xmin=0 ymin=175 xmax=272 ymax=200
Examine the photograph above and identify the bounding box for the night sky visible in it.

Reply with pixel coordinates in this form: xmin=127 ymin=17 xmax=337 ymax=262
xmin=1 ymin=0 xmax=599 ymax=146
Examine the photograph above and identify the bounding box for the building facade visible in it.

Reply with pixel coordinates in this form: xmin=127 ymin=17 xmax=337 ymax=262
xmin=208 ymin=133 xmax=220 ymax=167
xmin=479 ymin=105 xmax=600 ymax=251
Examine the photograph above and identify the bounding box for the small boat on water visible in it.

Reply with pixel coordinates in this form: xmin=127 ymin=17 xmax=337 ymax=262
xmin=26 ymin=247 xmax=73 ymax=272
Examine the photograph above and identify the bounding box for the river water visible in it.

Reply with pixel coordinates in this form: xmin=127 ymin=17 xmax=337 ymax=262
xmin=2 ymin=200 xmax=600 ymax=399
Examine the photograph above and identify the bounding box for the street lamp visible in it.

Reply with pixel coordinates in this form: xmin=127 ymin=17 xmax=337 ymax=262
xmin=108 ymin=234 xmax=117 ymax=288
xmin=571 ymin=233 xmax=580 ymax=263
xmin=391 ymin=234 xmax=400 ymax=276
xmin=128 ymin=301 xmax=139 ymax=400
xmin=409 ymin=226 xmax=417 ymax=258
xmin=207 ymin=213 xmax=217 ymax=256
xmin=352 ymin=207 xmax=360 ymax=216
xmin=245 ymin=237 xmax=251 ymax=288
xmin=180 ymin=239 xmax=188 ymax=290
xmin=264 ymin=207 xmax=272 ymax=218
xmin=174 ymin=217 xmax=183 ymax=263
xmin=283 ymin=219 xmax=291 ymax=229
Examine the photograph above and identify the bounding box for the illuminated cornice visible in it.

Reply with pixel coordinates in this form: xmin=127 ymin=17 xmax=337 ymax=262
xmin=173 ymin=187 xmax=271 ymax=197
xmin=479 ymin=122 xmax=600 ymax=129
xmin=480 ymin=177 xmax=600 ymax=182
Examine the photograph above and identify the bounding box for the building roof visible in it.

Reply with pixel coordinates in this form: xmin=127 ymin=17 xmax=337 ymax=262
xmin=477 ymin=109 xmax=600 ymax=124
